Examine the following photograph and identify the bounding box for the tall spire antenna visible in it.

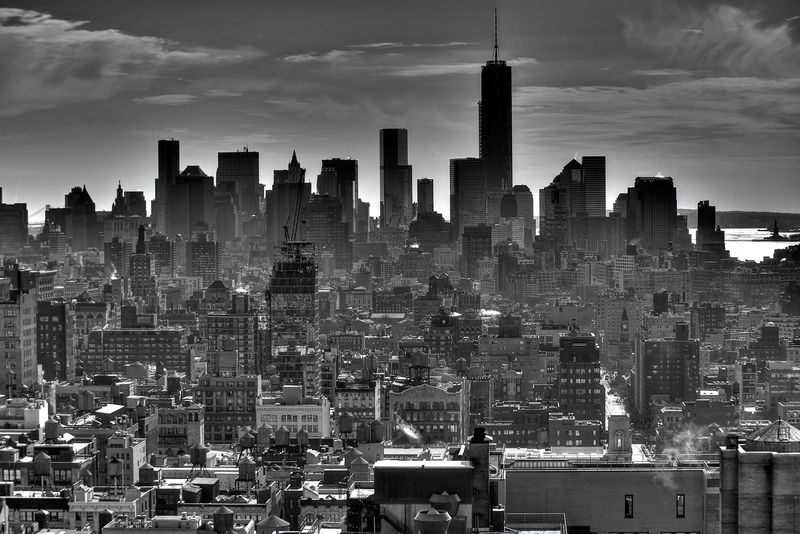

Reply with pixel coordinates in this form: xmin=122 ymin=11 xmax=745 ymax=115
xmin=493 ymin=6 xmax=500 ymax=62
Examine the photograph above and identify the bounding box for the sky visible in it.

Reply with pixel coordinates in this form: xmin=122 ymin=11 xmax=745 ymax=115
xmin=1 ymin=0 xmax=799 ymax=222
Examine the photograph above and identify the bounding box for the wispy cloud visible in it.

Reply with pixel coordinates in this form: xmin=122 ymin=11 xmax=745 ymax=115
xmin=283 ymin=50 xmax=363 ymax=63
xmin=634 ymin=69 xmax=692 ymax=76
xmin=389 ymin=62 xmax=481 ymax=77
xmin=0 ymin=8 xmax=260 ymax=117
xmin=507 ymin=57 xmax=538 ymax=67
xmin=622 ymin=5 xmax=800 ymax=78
xmin=204 ymin=89 xmax=243 ymax=98
xmin=133 ymin=94 xmax=198 ymax=106
xmin=349 ymin=41 xmax=469 ymax=49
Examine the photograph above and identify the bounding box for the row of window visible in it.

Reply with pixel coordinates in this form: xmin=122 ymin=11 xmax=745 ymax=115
xmin=624 ymin=494 xmax=685 ymax=519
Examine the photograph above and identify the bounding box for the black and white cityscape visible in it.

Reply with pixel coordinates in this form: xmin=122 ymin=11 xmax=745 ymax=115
xmin=1 ymin=3 xmax=800 ymax=534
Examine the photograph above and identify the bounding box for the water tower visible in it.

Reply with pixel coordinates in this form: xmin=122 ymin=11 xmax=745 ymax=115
xmin=107 ymin=457 xmax=123 ymax=495
xmin=213 ymin=506 xmax=234 ymax=534
xmin=235 ymin=456 xmax=257 ymax=495
xmin=339 ymin=411 xmax=354 ymax=448
xmin=32 ymin=451 xmax=52 ymax=491
xmin=188 ymin=443 xmax=211 ymax=479
xmin=237 ymin=431 xmax=257 ymax=464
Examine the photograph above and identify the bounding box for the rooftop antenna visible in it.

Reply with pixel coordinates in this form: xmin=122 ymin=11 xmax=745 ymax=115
xmin=493 ymin=6 xmax=500 ymax=63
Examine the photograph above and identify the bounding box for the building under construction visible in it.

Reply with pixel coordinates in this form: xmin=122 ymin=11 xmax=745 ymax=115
xmin=267 ymin=241 xmax=319 ymax=351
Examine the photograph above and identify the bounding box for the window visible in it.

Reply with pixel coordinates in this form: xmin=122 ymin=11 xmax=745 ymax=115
xmin=676 ymin=493 xmax=685 ymax=517
xmin=625 ymin=494 xmax=634 ymax=518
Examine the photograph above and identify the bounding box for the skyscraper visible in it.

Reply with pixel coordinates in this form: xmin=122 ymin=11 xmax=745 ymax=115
xmin=450 ymin=158 xmax=486 ymax=241
xmin=0 ymin=188 xmax=28 ymax=255
xmin=479 ymin=12 xmax=512 ymax=192
xmin=65 ymin=185 xmax=98 ymax=252
xmin=129 ymin=225 xmax=156 ymax=302
xmin=186 ymin=232 xmax=220 ymax=286
xmin=581 ymin=155 xmax=606 ymax=217
xmin=269 ymin=241 xmax=319 ymax=349
xmin=417 ymin=178 xmax=434 ymax=215
xmin=511 ymin=184 xmax=535 ymax=245
xmin=317 ymin=158 xmax=358 ymax=234
xmin=301 ymin=194 xmax=351 ymax=271
xmin=380 ymin=128 xmax=413 ymax=228
xmin=626 ymin=176 xmax=678 ymax=252
xmin=558 ymin=332 xmax=605 ymax=421
xmin=36 ymin=299 xmax=75 ymax=382
xmin=217 ymin=148 xmax=260 ymax=218
xmin=167 ymin=166 xmax=215 ymax=240
xmin=155 ymin=139 xmax=180 ymax=234
xmin=267 ymin=152 xmax=310 ymax=256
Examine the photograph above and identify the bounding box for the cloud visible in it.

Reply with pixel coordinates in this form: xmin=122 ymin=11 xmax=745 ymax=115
xmin=133 ymin=94 xmax=198 ymax=106
xmin=622 ymin=5 xmax=800 ymax=78
xmin=514 ymin=77 xmax=800 ymax=149
xmin=0 ymin=8 xmax=259 ymax=117
xmin=389 ymin=62 xmax=481 ymax=77
xmin=283 ymin=50 xmax=363 ymax=63
xmin=349 ymin=41 xmax=468 ymax=49
xmin=349 ymin=42 xmax=404 ymax=49
xmin=507 ymin=57 xmax=538 ymax=67
xmin=634 ymin=69 xmax=692 ymax=76
xmin=204 ymin=89 xmax=243 ymax=98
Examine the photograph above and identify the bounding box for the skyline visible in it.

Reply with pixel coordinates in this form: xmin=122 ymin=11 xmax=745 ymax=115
xmin=2 ymin=1 xmax=799 ymax=221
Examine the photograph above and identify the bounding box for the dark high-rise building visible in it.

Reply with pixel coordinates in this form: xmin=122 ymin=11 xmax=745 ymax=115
xmin=104 ymin=236 xmax=132 ymax=277
xmin=558 ymin=333 xmax=605 ymax=421
xmin=450 ymin=158 xmax=486 ymax=241
xmin=317 ymin=158 xmax=358 ymax=234
xmin=65 ymin=185 xmax=98 ymax=252
xmin=129 ymin=225 xmax=156 ymax=301
xmin=269 ymin=241 xmax=319 ymax=349
xmin=155 ymin=139 xmax=180 ymax=234
xmin=417 ymin=178 xmax=434 ymax=215
xmin=301 ymin=194 xmax=351 ymax=271
xmin=633 ymin=323 xmax=699 ymax=416
xmin=267 ymin=151 xmax=310 ymax=251
xmin=511 ymin=184 xmax=535 ymax=245
xmin=168 ymin=166 xmax=215 ymax=240
xmin=125 ymin=191 xmax=147 ymax=219
xmin=217 ymin=149 xmax=260 ymax=218
xmin=214 ymin=191 xmax=237 ymax=245
xmin=408 ymin=212 xmax=453 ymax=253
xmin=582 ymin=156 xmax=606 ymax=217
xmin=462 ymin=225 xmax=492 ymax=279
xmin=186 ymin=233 xmax=220 ymax=286
xmin=206 ymin=292 xmax=267 ymax=376
xmin=479 ymin=17 xmax=512 ymax=192
xmin=380 ymin=128 xmax=412 ymax=228
xmin=695 ymin=199 xmax=726 ymax=255
xmin=36 ymin=299 xmax=75 ymax=382
xmin=0 ymin=188 xmax=28 ymax=255
xmin=148 ymin=233 xmax=175 ymax=277
xmin=626 ymin=176 xmax=678 ymax=252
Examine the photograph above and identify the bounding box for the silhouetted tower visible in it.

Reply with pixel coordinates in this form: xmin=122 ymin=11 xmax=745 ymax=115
xmin=479 ymin=9 xmax=512 ymax=193
xmin=417 ymin=178 xmax=434 ymax=215
xmin=380 ymin=128 xmax=413 ymax=228
xmin=155 ymin=139 xmax=180 ymax=233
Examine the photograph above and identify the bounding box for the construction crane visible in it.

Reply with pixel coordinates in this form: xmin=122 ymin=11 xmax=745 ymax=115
xmin=283 ymin=165 xmax=306 ymax=242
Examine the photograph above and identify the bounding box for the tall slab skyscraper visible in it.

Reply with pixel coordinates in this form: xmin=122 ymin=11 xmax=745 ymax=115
xmin=581 ymin=155 xmax=606 ymax=217
xmin=317 ymin=158 xmax=358 ymax=234
xmin=380 ymin=128 xmax=413 ymax=228
xmin=479 ymin=12 xmax=512 ymax=193
xmin=155 ymin=139 xmax=180 ymax=234
xmin=217 ymin=148 xmax=260 ymax=218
